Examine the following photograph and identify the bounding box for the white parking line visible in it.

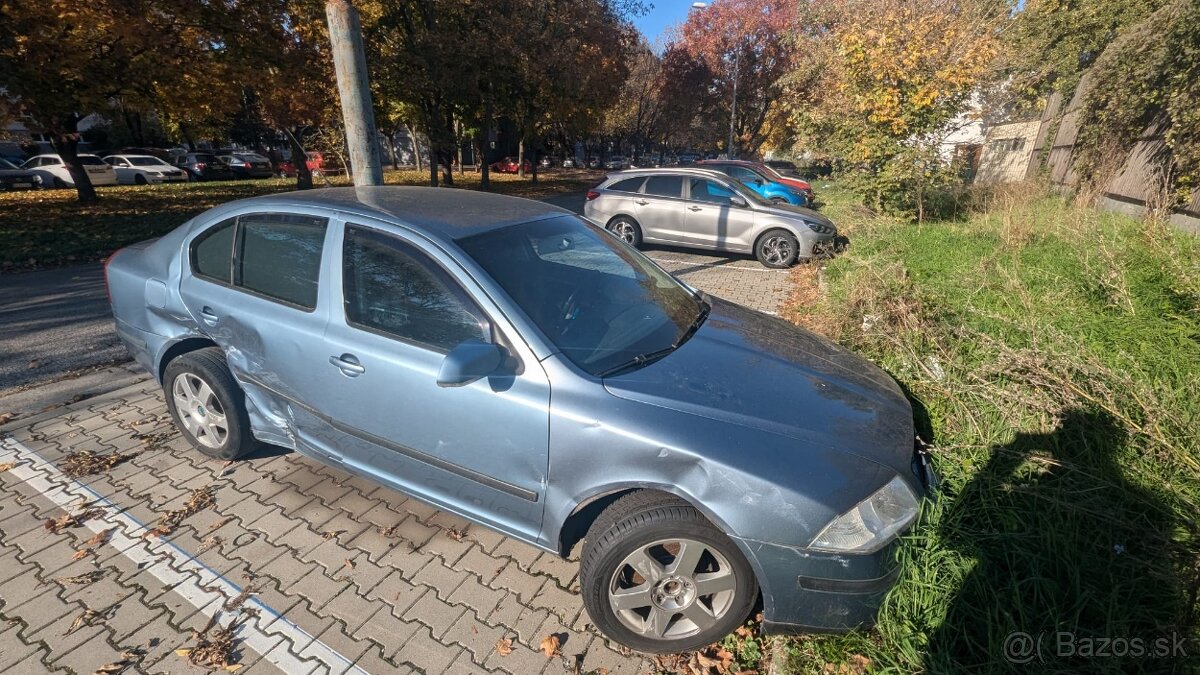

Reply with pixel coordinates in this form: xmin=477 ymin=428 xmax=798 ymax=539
xmin=0 ymin=437 xmax=367 ymax=675
xmin=648 ymin=256 xmax=791 ymax=273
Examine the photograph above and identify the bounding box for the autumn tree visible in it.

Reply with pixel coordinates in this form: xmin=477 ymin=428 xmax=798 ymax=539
xmin=671 ymin=0 xmax=798 ymax=157
xmin=785 ymin=0 xmax=1006 ymax=218
xmin=602 ymin=41 xmax=664 ymax=163
xmin=0 ymin=0 xmax=232 ymax=202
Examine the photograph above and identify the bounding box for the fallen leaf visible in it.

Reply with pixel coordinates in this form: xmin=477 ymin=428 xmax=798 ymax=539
xmin=28 ymin=358 xmax=41 ymax=369
xmin=322 ymin=529 xmax=344 ymax=540
xmin=0 ymin=462 xmax=16 ymax=473
xmin=55 ymin=571 xmax=105 ymax=586
xmin=92 ymin=663 xmax=125 ymax=674
xmin=495 ymin=638 xmax=514 ymax=656
xmin=446 ymin=525 xmax=468 ymax=541
xmin=174 ymin=649 xmax=193 ymax=657
xmin=735 ymin=624 xmax=753 ymax=639
xmin=539 ymin=634 xmax=560 ymax=658
xmin=0 ymin=412 xmax=16 ymax=425
xmin=208 ymin=516 xmax=233 ymax=531
xmin=60 ymin=449 xmax=137 ymax=478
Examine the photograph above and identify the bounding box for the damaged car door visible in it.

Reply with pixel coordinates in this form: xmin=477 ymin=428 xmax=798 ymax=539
xmin=178 ymin=210 xmax=339 ymax=463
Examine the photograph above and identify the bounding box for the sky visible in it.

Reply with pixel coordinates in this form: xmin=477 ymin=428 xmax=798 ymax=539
xmin=632 ymin=1 xmax=702 ymax=48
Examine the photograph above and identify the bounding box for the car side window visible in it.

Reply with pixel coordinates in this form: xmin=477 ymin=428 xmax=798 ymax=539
xmin=607 ymin=177 xmax=645 ymax=193
xmin=688 ymin=178 xmax=734 ymax=206
xmin=234 ymin=213 xmax=327 ymax=310
xmin=643 ymin=175 xmax=683 ymax=198
xmin=731 ymin=167 xmax=759 ymax=181
xmin=343 ymin=225 xmax=489 ymax=352
xmin=190 ymin=218 xmax=237 ymax=284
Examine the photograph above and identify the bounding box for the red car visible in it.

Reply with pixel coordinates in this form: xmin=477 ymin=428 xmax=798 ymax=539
xmin=276 ymin=151 xmax=325 ymax=177
xmin=489 ymin=156 xmax=532 ymax=174
xmin=700 ymin=159 xmax=815 ymax=202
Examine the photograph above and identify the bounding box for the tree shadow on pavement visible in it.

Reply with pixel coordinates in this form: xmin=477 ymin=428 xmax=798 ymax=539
xmin=925 ymin=408 xmax=1197 ymax=673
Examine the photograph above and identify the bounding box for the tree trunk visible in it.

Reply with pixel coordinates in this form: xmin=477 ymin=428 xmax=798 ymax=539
xmin=517 ymin=138 xmax=525 ymax=178
xmin=51 ymin=131 xmax=97 ymax=204
xmin=429 ymin=151 xmax=438 ymax=187
xmin=407 ymin=124 xmax=423 ymax=173
xmin=285 ymin=128 xmax=314 ymax=190
xmin=481 ymin=91 xmax=493 ymax=190
xmin=390 ymin=127 xmax=400 ymax=170
xmin=530 ymin=143 xmax=538 ymax=185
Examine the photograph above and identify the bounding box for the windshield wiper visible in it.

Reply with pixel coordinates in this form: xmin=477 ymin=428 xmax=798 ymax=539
xmin=597 ymin=300 xmax=711 ymax=378
xmin=672 ymin=300 xmax=710 ymax=350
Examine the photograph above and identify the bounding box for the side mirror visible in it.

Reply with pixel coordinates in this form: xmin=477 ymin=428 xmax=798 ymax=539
xmin=730 ymin=195 xmax=748 ymax=208
xmin=754 ymin=179 xmax=763 ymax=186
xmin=437 ymin=339 xmax=505 ymax=387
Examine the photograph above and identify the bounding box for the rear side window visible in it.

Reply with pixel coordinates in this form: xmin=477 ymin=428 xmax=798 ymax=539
xmin=191 ymin=218 xmax=237 ymax=283
xmin=343 ymin=225 xmax=489 ymax=351
xmin=235 ymin=214 xmax=327 ymax=309
xmin=606 ymin=177 xmax=645 ymax=193
xmin=643 ymin=175 xmax=682 ymax=198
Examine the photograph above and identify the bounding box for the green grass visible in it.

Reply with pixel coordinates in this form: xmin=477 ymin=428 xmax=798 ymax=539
xmin=774 ymin=181 xmax=1200 ymax=673
xmin=0 ymin=168 xmax=598 ymax=271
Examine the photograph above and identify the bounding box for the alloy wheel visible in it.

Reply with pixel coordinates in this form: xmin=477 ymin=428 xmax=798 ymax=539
xmin=607 ymin=538 xmax=738 ymax=640
xmin=611 ymin=221 xmax=637 ymax=244
xmin=761 ymin=236 xmax=794 ymax=266
xmin=171 ymin=372 xmax=228 ymax=449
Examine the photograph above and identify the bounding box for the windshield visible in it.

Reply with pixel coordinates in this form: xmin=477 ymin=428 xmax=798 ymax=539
xmin=0 ymin=158 xmax=17 ymax=170
xmin=129 ymin=157 xmax=167 ymax=166
xmin=458 ymin=215 xmax=707 ymax=376
xmin=78 ymin=156 xmax=107 ymax=166
xmin=237 ymin=153 xmax=269 ymax=162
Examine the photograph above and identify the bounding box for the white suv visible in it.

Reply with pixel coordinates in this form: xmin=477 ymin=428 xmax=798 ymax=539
xmin=22 ymin=154 xmax=118 ymax=188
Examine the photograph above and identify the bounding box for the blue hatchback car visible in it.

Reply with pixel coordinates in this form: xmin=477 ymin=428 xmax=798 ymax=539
xmin=698 ymin=161 xmax=808 ymax=206
xmin=106 ymin=187 xmax=934 ymax=653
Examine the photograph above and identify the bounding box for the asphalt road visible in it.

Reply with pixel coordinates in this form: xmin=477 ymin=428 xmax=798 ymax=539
xmin=0 ymin=263 xmax=130 ymax=393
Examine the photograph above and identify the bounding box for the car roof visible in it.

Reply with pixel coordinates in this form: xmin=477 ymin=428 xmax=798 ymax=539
xmin=211 ymin=187 xmax=572 ymax=242
xmin=30 ymin=154 xmax=99 ymax=159
xmin=105 ymin=154 xmax=161 ymax=159
xmin=603 ymin=167 xmax=733 ymax=181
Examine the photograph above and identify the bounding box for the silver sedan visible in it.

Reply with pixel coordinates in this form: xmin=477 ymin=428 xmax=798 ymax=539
xmin=583 ymin=168 xmax=838 ymax=268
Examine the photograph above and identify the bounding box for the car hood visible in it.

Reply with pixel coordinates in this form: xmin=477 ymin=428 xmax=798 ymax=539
xmin=603 ymin=298 xmax=914 ymax=474
xmin=756 ymin=203 xmax=834 ymax=228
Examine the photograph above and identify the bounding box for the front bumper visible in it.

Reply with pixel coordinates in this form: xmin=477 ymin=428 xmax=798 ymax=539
xmin=747 ymin=446 xmax=938 ymax=634
xmin=740 ymin=535 xmax=901 ymax=635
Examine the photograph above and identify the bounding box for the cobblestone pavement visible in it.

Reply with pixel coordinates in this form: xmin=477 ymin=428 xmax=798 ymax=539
xmin=643 ymin=248 xmax=793 ymax=313
xmin=0 ymin=258 xmax=786 ymax=675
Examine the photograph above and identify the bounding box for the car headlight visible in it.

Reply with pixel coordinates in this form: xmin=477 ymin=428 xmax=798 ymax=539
xmin=805 ymin=220 xmax=835 ymax=235
xmin=809 ymin=475 xmax=919 ymax=553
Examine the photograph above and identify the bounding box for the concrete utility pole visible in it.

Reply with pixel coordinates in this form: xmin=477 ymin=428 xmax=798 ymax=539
xmin=326 ymin=0 xmax=383 ymax=186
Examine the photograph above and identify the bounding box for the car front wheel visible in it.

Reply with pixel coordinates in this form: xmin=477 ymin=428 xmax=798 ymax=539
xmin=580 ymin=491 xmax=757 ymax=654
xmin=163 ymin=347 xmax=256 ymax=461
xmin=755 ymin=229 xmax=799 ymax=268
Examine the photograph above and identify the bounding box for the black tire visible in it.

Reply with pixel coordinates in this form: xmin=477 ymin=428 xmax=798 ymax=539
xmin=163 ymin=347 xmax=256 ymax=461
xmin=754 ymin=229 xmax=800 ymax=269
xmin=134 ymin=174 xmax=148 ymax=185
xmin=769 ymin=197 xmax=788 ymax=205
xmin=606 ymin=216 xmax=643 ymax=247
xmin=53 ymin=177 xmax=68 ymax=189
xmin=580 ymin=491 xmax=757 ymax=654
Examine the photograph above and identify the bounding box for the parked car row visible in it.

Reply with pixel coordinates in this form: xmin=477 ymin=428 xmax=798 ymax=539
xmin=2 ymin=149 xmax=324 ymax=190
xmin=584 ymin=167 xmax=838 ymax=268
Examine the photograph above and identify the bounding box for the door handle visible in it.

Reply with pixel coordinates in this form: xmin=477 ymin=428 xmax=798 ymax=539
xmin=688 ymin=206 xmax=702 ymax=212
xmin=329 ymin=353 xmax=366 ymax=376
xmin=634 ymin=199 xmax=649 ymax=206
xmin=199 ymin=306 xmax=219 ymax=324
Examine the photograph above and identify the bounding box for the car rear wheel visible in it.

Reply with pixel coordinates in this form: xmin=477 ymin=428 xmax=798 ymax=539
xmin=580 ymin=491 xmax=757 ymax=654
xmin=755 ymin=229 xmax=799 ymax=268
xmin=163 ymin=347 xmax=256 ymax=461
xmin=769 ymin=197 xmax=788 ymax=205
xmin=607 ymin=217 xmax=642 ymax=247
